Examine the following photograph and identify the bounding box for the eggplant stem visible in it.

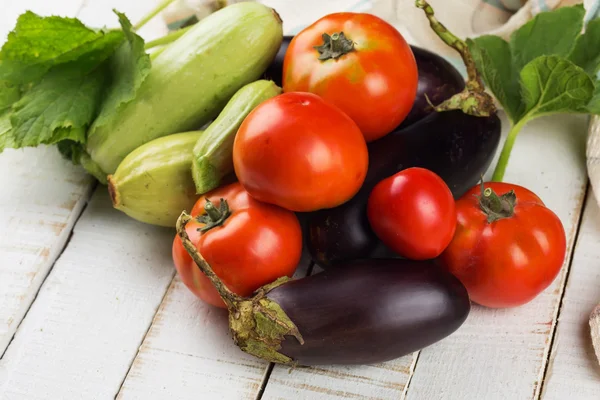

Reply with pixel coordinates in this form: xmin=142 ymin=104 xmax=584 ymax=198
xmin=176 ymin=212 xmax=242 ymax=309
xmin=414 ymin=0 xmax=496 ymax=117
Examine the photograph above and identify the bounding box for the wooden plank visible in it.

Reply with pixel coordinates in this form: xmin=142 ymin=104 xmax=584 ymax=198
xmin=0 ymin=2 xmax=179 ymax=397
xmin=404 ymin=113 xmax=589 ymax=400
xmin=540 ymin=193 xmax=600 ymax=400
xmin=261 ymin=263 xmax=417 ymax=400
xmin=0 ymin=0 xmax=93 ymax=355
xmin=117 ymin=254 xmax=312 ymax=400
xmin=116 ymin=276 xmax=269 ymax=400
xmin=262 ymin=356 xmax=417 ymax=400
xmin=0 ymin=189 xmax=176 ymax=399
xmin=0 ymin=147 xmax=94 ymax=355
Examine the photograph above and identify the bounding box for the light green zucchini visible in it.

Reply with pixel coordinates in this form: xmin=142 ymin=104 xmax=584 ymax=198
xmin=192 ymin=79 xmax=281 ymax=194
xmin=108 ymin=130 xmax=203 ymax=227
xmin=87 ymin=2 xmax=283 ymax=176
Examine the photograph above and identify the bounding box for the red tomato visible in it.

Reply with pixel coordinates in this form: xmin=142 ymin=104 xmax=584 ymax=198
xmin=233 ymin=92 xmax=368 ymax=212
xmin=440 ymin=182 xmax=567 ymax=308
xmin=172 ymin=182 xmax=303 ymax=308
xmin=282 ymin=12 xmax=418 ymax=142
xmin=367 ymin=167 xmax=457 ymax=260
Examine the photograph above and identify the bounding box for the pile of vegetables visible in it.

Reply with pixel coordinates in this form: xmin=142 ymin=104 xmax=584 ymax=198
xmin=7 ymin=0 xmax=600 ymax=366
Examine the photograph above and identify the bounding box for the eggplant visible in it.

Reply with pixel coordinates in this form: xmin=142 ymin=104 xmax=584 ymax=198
xmin=399 ymin=46 xmax=465 ymax=128
xmin=175 ymin=216 xmax=470 ymax=366
xmin=262 ymin=36 xmax=466 ymax=128
xmin=262 ymin=35 xmax=292 ymax=87
xmin=308 ymin=110 xmax=502 ymax=267
xmin=270 ymin=259 xmax=470 ymax=365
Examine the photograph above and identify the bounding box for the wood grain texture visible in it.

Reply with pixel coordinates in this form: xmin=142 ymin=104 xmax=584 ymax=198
xmin=116 ymin=277 xmax=269 ymax=400
xmin=262 ymin=356 xmax=417 ymax=400
xmin=117 ymin=258 xmax=313 ymax=400
xmin=541 ymin=193 xmax=600 ymax=400
xmin=0 ymin=146 xmax=94 ymax=355
xmin=0 ymin=189 xmax=176 ymax=399
xmin=405 ymin=113 xmax=589 ymax=400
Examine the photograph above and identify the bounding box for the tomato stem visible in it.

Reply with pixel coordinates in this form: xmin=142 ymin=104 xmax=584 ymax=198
xmin=414 ymin=0 xmax=496 ymax=117
xmin=478 ymin=182 xmax=516 ymax=223
xmin=198 ymin=198 xmax=232 ymax=233
xmin=314 ymin=32 xmax=355 ymax=61
xmin=176 ymin=212 xmax=242 ymax=308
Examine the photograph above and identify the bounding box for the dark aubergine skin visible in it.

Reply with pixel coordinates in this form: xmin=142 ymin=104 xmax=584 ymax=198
xmin=399 ymin=46 xmax=465 ymax=128
xmin=267 ymin=258 xmax=470 ymax=365
xmin=263 ymin=36 xmax=466 ymax=126
xmin=262 ymin=35 xmax=292 ymax=87
xmin=308 ymin=110 xmax=502 ymax=266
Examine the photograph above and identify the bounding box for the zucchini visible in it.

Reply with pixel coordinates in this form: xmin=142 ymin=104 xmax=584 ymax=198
xmin=192 ymin=79 xmax=281 ymax=194
xmin=87 ymin=2 xmax=283 ymax=176
xmin=108 ymin=130 xmax=203 ymax=227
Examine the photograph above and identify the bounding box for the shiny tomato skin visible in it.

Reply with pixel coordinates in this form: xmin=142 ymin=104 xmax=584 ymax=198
xmin=367 ymin=167 xmax=457 ymax=260
xmin=283 ymin=12 xmax=418 ymax=142
xmin=172 ymin=182 xmax=303 ymax=308
xmin=233 ymin=91 xmax=369 ymax=212
xmin=440 ymin=182 xmax=567 ymax=308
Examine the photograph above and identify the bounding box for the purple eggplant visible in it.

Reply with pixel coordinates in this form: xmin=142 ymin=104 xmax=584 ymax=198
xmin=263 ymin=36 xmax=465 ymax=128
xmin=308 ymin=110 xmax=502 ymax=267
xmin=399 ymin=46 xmax=465 ymax=128
xmin=269 ymin=259 xmax=470 ymax=365
xmin=175 ymin=218 xmax=471 ymax=366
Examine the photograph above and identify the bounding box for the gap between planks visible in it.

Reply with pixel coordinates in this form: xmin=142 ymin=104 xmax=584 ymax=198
xmin=114 ymin=269 xmax=177 ymax=399
xmin=535 ymin=182 xmax=591 ymax=399
xmin=254 ymin=262 xmax=316 ymax=400
xmin=0 ymin=181 xmax=97 ymax=360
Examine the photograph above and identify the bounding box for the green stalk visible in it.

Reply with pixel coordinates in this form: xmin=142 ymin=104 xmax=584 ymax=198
xmin=133 ymin=0 xmax=180 ymax=31
xmin=414 ymin=0 xmax=496 ymax=117
xmin=491 ymin=117 xmax=529 ymax=182
xmin=144 ymin=25 xmax=193 ymax=49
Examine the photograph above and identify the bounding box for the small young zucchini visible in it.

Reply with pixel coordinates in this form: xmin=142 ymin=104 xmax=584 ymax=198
xmin=86 ymin=2 xmax=283 ymax=176
xmin=108 ymin=130 xmax=203 ymax=227
xmin=192 ymin=79 xmax=281 ymax=194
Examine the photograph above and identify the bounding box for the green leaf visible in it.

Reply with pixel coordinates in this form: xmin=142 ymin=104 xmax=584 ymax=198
xmin=519 ymin=56 xmax=594 ymax=118
xmin=585 ymin=82 xmax=600 ymax=114
xmin=2 ymin=61 xmax=108 ymax=150
xmin=468 ymin=36 xmax=522 ymax=122
xmin=0 ymin=109 xmax=14 ymax=149
xmin=88 ymin=10 xmax=151 ymax=132
xmin=568 ymin=18 xmax=600 ymax=77
xmin=0 ymin=80 xmax=21 ymax=112
xmin=510 ymin=4 xmax=585 ymax=71
xmin=0 ymin=11 xmax=124 ymax=85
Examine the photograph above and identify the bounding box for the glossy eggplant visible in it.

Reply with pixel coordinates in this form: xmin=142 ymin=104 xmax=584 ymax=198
xmin=262 ymin=36 xmax=466 ymax=128
xmin=308 ymin=110 xmax=502 ymax=267
xmin=399 ymin=46 xmax=465 ymax=128
xmin=175 ymin=220 xmax=472 ymax=366
xmin=269 ymin=258 xmax=470 ymax=365
xmin=262 ymin=35 xmax=292 ymax=86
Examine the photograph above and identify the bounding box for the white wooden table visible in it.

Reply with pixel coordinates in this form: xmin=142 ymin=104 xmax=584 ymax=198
xmin=1 ymin=1 xmax=600 ymax=399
